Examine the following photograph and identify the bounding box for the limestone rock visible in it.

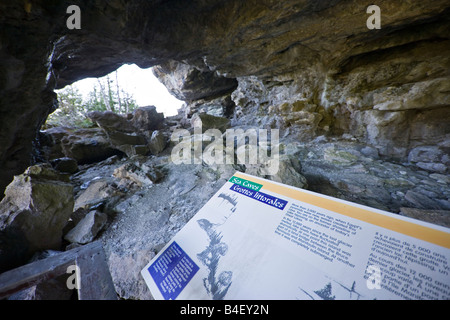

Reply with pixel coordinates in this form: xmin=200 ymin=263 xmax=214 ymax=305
xmin=360 ymin=146 xmax=380 ymax=159
xmin=404 ymin=190 xmax=445 ymax=210
xmin=429 ymin=173 xmax=450 ymax=184
xmin=408 ymin=146 xmax=448 ymax=173
xmin=408 ymin=146 xmax=445 ymax=163
xmin=61 ymin=128 xmax=121 ymax=164
xmin=63 ymin=207 xmax=89 ymax=236
xmin=131 ymin=106 xmax=165 ymax=132
xmin=74 ymin=178 xmax=124 ymax=212
xmin=107 ymin=248 xmax=155 ymax=300
xmin=51 ymin=157 xmax=78 ymax=174
xmin=87 ymin=107 xmax=166 ymax=157
xmin=191 ymin=113 xmax=231 ymax=133
xmin=184 ymin=95 xmax=236 ymax=118
xmin=245 ymin=154 xmax=308 ymax=190
xmin=0 ymin=164 xmax=74 ymax=271
xmin=372 ymin=78 xmax=450 ymax=111
xmin=416 ymin=162 xmax=447 ymax=174
xmin=323 ymin=147 xmax=359 ymax=166
xmin=87 ymin=111 xmax=148 ymax=157
xmin=36 ymin=127 xmax=69 ymax=161
xmin=296 ymin=139 xmax=450 ymax=213
xmin=88 ymin=111 xmax=136 ymax=133
xmin=153 ymin=60 xmax=238 ymax=102
xmin=400 ymin=207 xmax=450 ymax=228
xmin=64 ymin=210 xmax=108 ymax=244
xmin=148 ymin=130 xmax=168 ymax=155
xmin=113 ymin=162 xmax=164 ymax=188
xmin=270 ymin=155 xmax=308 ymax=190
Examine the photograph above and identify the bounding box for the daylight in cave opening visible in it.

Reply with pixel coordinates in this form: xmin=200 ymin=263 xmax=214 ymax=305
xmin=56 ymin=64 xmax=184 ymax=118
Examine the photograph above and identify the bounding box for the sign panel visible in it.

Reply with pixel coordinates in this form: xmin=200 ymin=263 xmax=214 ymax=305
xmin=141 ymin=172 xmax=450 ymax=300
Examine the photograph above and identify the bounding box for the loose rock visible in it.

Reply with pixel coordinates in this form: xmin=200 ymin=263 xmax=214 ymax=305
xmin=51 ymin=157 xmax=78 ymax=174
xmin=400 ymin=207 xmax=450 ymax=228
xmin=0 ymin=164 xmax=74 ymax=271
xmin=191 ymin=113 xmax=231 ymax=133
xmin=64 ymin=210 xmax=108 ymax=244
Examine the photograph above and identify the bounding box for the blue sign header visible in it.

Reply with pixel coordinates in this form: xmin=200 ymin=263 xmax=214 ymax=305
xmin=230 ymin=184 xmax=288 ymax=210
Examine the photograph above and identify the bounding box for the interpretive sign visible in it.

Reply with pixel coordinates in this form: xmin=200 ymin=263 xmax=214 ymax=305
xmin=141 ymin=172 xmax=450 ymax=300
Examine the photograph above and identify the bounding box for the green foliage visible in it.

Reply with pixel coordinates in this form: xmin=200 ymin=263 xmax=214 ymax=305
xmin=43 ymin=71 xmax=139 ymax=129
xmin=44 ymin=85 xmax=91 ymax=129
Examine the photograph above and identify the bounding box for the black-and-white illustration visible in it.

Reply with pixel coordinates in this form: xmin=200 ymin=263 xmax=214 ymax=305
xmin=195 ymin=191 xmax=240 ymax=299
xmin=299 ymin=279 xmax=365 ymax=300
xmin=218 ymin=192 xmax=238 ymax=213
xmin=197 ymin=218 xmax=233 ymax=300
xmin=313 ymin=282 xmax=336 ymax=300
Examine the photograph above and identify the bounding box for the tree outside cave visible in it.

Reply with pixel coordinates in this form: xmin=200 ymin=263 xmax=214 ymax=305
xmin=43 ymin=70 xmax=139 ymax=129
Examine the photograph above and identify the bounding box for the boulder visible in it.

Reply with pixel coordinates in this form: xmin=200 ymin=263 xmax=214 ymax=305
xmin=107 ymin=248 xmax=155 ymax=300
xmin=191 ymin=113 xmax=231 ymax=133
xmin=113 ymin=162 xmax=165 ymax=188
xmin=404 ymin=190 xmax=445 ymax=210
xmin=37 ymin=127 xmax=71 ymax=161
xmin=61 ymin=128 xmax=122 ymax=164
xmin=87 ymin=111 xmax=148 ymax=157
xmin=400 ymin=207 xmax=450 ymax=228
xmin=245 ymin=154 xmax=308 ymax=190
xmin=74 ymin=178 xmax=124 ymax=212
xmin=185 ymin=95 xmax=236 ymax=118
xmin=87 ymin=107 xmax=165 ymax=157
xmin=360 ymin=146 xmax=380 ymax=159
xmin=51 ymin=157 xmax=78 ymax=174
xmin=408 ymin=146 xmax=445 ymax=163
xmin=64 ymin=210 xmax=108 ymax=244
xmin=269 ymin=155 xmax=308 ymax=190
xmin=148 ymin=130 xmax=168 ymax=155
xmin=323 ymin=147 xmax=359 ymax=166
xmin=131 ymin=106 xmax=165 ymax=132
xmin=88 ymin=111 xmax=136 ymax=133
xmin=153 ymin=60 xmax=238 ymax=102
xmin=407 ymin=146 xmax=448 ymax=173
xmin=0 ymin=164 xmax=74 ymax=272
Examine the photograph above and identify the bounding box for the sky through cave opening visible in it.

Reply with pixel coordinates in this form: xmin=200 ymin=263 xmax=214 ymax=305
xmin=46 ymin=64 xmax=184 ymax=129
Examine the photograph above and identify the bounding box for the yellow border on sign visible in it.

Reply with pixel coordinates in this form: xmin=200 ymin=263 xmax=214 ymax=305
xmin=233 ymin=172 xmax=450 ymax=249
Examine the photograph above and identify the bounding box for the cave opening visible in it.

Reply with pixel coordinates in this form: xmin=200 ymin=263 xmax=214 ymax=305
xmin=43 ymin=64 xmax=184 ymax=130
